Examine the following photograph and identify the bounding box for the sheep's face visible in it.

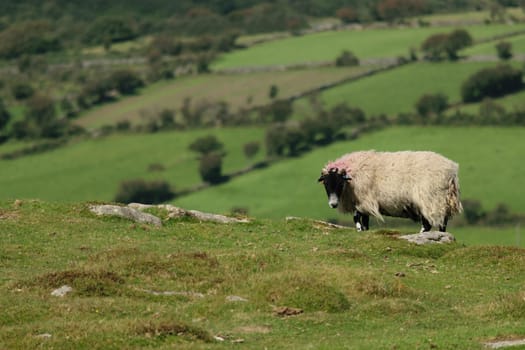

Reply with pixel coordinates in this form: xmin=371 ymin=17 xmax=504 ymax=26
xmin=318 ymin=168 xmax=350 ymax=209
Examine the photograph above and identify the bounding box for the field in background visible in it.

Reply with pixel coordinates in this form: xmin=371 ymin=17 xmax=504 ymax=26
xmin=212 ymin=23 xmax=525 ymax=70
xmin=0 ymin=128 xmax=265 ymax=202
xmin=174 ymin=127 xmax=525 ymax=222
xmin=75 ymin=66 xmax=372 ymax=128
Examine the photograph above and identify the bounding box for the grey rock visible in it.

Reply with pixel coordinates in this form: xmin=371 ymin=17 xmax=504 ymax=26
xmin=51 ymin=285 xmax=73 ymax=297
xmin=399 ymin=231 xmax=455 ymax=245
xmin=226 ymin=295 xmax=249 ymax=302
xmin=89 ymin=205 xmax=162 ymax=226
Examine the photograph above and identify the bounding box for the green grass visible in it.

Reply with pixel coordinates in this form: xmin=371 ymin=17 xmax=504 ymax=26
xmin=76 ymin=66 xmax=372 ymax=128
xmin=0 ymin=127 xmax=265 ymax=202
xmin=174 ymin=126 xmax=525 ymax=225
xmin=446 ymin=89 xmax=525 ymax=116
xmin=212 ymin=23 xmax=525 ymax=70
xmin=299 ymin=61 xmax=499 ymax=117
xmin=463 ymin=32 xmax=525 ymax=56
xmin=1 ymin=200 xmax=525 ymax=349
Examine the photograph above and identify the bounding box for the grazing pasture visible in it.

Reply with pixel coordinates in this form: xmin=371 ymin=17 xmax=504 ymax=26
xmin=75 ymin=66 xmax=372 ymax=128
xmin=212 ymin=23 xmax=525 ymax=70
xmin=174 ymin=126 xmax=525 ymax=223
xmin=0 ymin=128 xmax=265 ymax=202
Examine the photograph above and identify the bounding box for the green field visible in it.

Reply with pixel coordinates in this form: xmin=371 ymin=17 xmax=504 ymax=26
xmin=300 ymin=61 xmax=499 ymax=117
xmin=174 ymin=126 xmax=525 ymax=225
xmin=0 ymin=128 xmax=265 ymax=202
xmin=1 ymin=200 xmax=524 ymax=349
xmin=75 ymin=66 xmax=372 ymax=128
xmin=212 ymin=23 xmax=525 ymax=70
xmin=463 ymin=32 xmax=525 ymax=55
xmin=447 ymin=89 xmax=525 ymax=116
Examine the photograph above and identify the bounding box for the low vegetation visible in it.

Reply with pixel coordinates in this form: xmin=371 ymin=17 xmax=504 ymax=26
xmin=1 ymin=200 xmax=524 ymax=349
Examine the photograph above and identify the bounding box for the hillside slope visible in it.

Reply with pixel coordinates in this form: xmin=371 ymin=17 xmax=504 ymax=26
xmin=1 ymin=200 xmax=524 ymax=349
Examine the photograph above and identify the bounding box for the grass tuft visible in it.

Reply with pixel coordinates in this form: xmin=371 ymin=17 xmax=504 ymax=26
xmin=134 ymin=320 xmax=214 ymax=342
xmin=27 ymin=269 xmax=125 ymax=297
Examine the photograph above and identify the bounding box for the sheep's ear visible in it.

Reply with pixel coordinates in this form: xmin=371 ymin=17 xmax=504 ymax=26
xmin=317 ymin=175 xmax=325 ymax=182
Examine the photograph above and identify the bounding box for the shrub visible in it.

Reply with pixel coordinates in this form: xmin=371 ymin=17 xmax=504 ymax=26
xmin=336 ymin=7 xmax=360 ymax=23
xmin=461 ymin=64 xmax=523 ymax=103
xmin=189 ymin=135 xmax=224 ymax=156
xmin=335 ymin=50 xmax=359 ymax=67
xmin=0 ymin=20 xmax=61 ymax=59
xmin=415 ymin=93 xmax=448 ymax=117
xmin=496 ymin=41 xmax=512 ymax=61
xmin=0 ymin=98 xmax=10 ymax=131
xmin=114 ymin=179 xmax=174 ymax=204
xmin=421 ymin=29 xmax=472 ymax=61
xmin=109 ymin=69 xmax=144 ymax=95
xmin=11 ymin=83 xmax=34 ymax=100
xmin=269 ymin=84 xmax=279 ymax=99
xmin=243 ymin=141 xmax=260 ymax=159
xmin=199 ymin=153 xmax=224 ymax=184
xmin=84 ymin=16 xmax=138 ymax=45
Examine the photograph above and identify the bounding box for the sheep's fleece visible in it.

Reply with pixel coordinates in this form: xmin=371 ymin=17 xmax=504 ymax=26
xmin=322 ymin=150 xmax=462 ymax=227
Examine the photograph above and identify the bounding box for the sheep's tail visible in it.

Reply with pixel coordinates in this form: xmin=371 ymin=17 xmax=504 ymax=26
xmin=447 ymin=174 xmax=463 ymax=216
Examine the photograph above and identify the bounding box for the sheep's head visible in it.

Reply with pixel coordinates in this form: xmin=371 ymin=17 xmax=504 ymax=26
xmin=318 ymin=167 xmax=351 ymax=209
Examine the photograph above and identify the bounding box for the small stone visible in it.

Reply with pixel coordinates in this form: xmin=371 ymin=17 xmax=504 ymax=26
xmin=226 ymin=295 xmax=249 ymax=302
xmin=35 ymin=333 xmax=52 ymax=339
xmin=51 ymin=285 xmax=73 ymax=297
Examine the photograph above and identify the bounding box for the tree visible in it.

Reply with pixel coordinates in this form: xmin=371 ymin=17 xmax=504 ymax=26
xmin=109 ymin=69 xmax=144 ymax=95
xmin=496 ymin=41 xmax=513 ymax=61
xmin=461 ymin=64 xmax=523 ymax=103
xmin=0 ymin=20 xmax=61 ymax=59
xmin=336 ymin=7 xmax=359 ymax=23
xmin=114 ymin=179 xmax=175 ymax=204
xmin=376 ymin=0 xmax=427 ymax=22
xmin=421 ymin=29 xmax=472 ymax=61
xmin=189 ymin=135 xmax=225 ymax=156
xmin=0 ymin=98 xmax=11 ymax=131
xmin=335 ymin=50 xmax=359 ymax=66
xmin=269 ymin=84 xmax=279 ymax=99
xmin=199 ymin=153 xmax=224 ymax=184
xmin=444 ymin=29 xmax=472 ymax=60
xmin=415 ymin=93 xmax=449 ymax=117
xmin=84 ymin=16 xmax=138 ymax=45
xmin=243 ymin=141 xmax=260 ymax=159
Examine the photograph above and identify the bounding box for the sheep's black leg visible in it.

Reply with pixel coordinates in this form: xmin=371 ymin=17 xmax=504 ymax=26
xmin=421 ymin=217 xmax=432 ymax=232
xmin=361 ymin=214 xmax=370 ymax=231
xmin=439 ymin=217 xmax=448 ymax=232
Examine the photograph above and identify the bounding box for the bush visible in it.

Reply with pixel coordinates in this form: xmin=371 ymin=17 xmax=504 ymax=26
xmin=421 ymin=29 xmax=472 ymax=61
xmin=189 ymin=135 xmax=224 ymax=156
xmin=109 ymin=69 xmax=144 ymax=95
xmin=243 ymin=141 xmax=260 ymax=159
xmin=199 ymin=153 xmax=224 ymax=184
xmin=84 ymin=16 xmax=138 ymax=45
xmin=335 ymin=50 xmax=359 ymax=67
xmin=114 ymin=179 xmax=174 ymax=204
xmin=0 ymin=98 xmax=10 ymax=131
xmin=496 ymin=41 xmax=512 ymax=61
xmin=461 ymin=64 xmax=523 ymax=103
xmin=336 ymin=7 xmax=360 ymax=23
xmin=11 ymin=83 xmax=34 ymax=100
xmin=0 ymin=20 xmax=61 ymax=59
xmin=415 ymin=93 xmax=448 ymax=117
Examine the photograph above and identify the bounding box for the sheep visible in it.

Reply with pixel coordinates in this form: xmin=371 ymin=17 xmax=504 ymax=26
xmin=318 ymin=150 xmax=462 ymax=232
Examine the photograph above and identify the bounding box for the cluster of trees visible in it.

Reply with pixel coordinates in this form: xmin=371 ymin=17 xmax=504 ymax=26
xmin=461 ymin=64 xmax=523 ymax=102
xmin=420 ymin=29 xmax=473 ymax=61
xmin=462 ymin=199 xmax=524 ymax=226
xmin=265 ymin=100 xmax=366 ymax=157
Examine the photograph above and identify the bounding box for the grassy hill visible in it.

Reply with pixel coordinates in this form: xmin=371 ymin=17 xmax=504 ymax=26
xmin=76 ymin=66 xmax=372 ymax=128
xmin=1 ymin=200 xmax=525 ymax=349
xmin=0 ymin=127 xmax=266 ymax=202
xmin=212 ymin=23 xmax=525 ymax=70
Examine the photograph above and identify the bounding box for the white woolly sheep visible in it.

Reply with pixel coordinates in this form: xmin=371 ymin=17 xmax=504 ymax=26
xmin=318 ymin=150 xmax=463 ymax=232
